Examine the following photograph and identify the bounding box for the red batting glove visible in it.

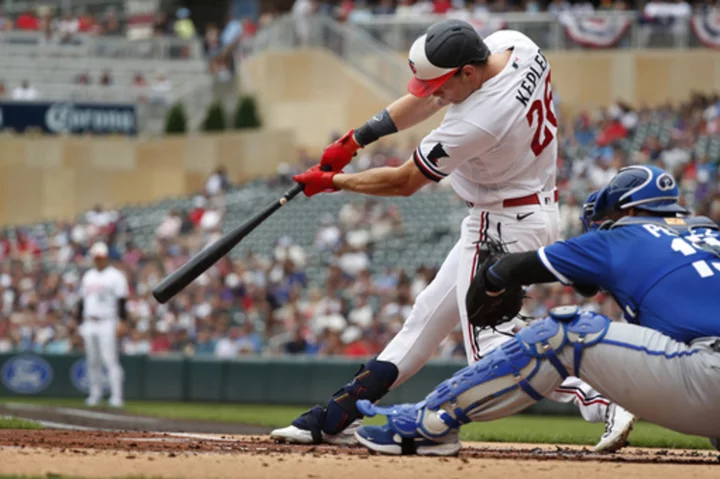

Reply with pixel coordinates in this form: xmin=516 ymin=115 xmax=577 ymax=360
xmin=320 ymin=130 xmax=361 ymax=172
xmin=293 ymin=165 xmax=341 ymax=197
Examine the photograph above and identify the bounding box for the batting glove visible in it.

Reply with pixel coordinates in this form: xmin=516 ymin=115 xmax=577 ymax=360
xmin=293 ymin=165 xmax=341 ymax=197
xmin=320 ymin=130 xmax=361 ymax=172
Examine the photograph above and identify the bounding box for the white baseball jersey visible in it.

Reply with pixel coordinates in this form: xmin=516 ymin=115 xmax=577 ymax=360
xmin=80 ymin=266 xmax=129 ymax=320
xmin=413 ymin=30 xmax=558 ymax=209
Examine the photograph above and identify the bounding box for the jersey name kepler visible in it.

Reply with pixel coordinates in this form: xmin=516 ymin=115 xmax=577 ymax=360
xmin=514 ymin=50 xmax=549 ymax=107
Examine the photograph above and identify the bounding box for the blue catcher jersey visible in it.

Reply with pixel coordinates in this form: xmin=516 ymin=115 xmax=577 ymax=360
xmin=538 ymin=216 xmax=720 ymax=343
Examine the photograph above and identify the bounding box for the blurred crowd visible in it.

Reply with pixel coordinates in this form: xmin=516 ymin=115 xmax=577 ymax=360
xmin=0 ymin=92 xmax=719 ymax=359
xmin=287 ymin=0 xmax=719 ymax=20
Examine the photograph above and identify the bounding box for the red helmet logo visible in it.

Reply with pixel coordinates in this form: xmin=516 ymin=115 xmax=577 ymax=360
xmin=408 ymin=59 xmax=417 ymax=75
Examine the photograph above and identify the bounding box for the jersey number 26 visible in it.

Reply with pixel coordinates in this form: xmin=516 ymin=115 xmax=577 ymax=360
xmin=526 ymin=73 xmax=557 ymax=157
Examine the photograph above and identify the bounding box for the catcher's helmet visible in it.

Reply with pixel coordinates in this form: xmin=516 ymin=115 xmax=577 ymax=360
xmin=580 ymin=190 xmax=600 ymax=232
xmin=407 ymin=19 xmax=490 ymax=97
xmin=591 ymin=165 xmax=688 ymax=222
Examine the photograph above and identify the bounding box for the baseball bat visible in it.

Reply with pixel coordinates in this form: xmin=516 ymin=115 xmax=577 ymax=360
xmin=152 ymin=182 xmax=305 ymax=304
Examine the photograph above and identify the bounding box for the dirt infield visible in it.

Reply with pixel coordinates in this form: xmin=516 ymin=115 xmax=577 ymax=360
xmin=0 ymin=430 xmax=718 ymax=479
xmin=0 ymin=405 xmax=718 ymax=478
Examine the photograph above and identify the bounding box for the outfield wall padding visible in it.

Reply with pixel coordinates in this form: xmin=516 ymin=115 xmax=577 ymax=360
xmin=0 ymin=353 xmax=576 ymax=415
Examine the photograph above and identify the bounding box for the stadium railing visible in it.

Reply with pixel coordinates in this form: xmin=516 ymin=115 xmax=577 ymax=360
xmin=0 ymin=30 xmax=203 ymax=60
xmin=350 ymin=11 xmax=707 ymax=51
xmin=248 ymin=13 xmax=410 ymax=98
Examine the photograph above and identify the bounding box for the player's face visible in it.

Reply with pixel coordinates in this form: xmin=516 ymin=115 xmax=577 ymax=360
xmin=431 ymin=66 xmax=477 ymax=104
xmin=93 ymin=255 xmax=109 ymax=270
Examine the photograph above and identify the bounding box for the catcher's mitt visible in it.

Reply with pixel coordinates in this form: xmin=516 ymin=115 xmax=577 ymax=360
xmin=465 ymin=237 xmax=524 ymax=330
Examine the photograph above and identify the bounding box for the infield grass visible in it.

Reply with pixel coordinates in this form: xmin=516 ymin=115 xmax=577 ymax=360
xmin=0 ymin=417 xmax=42 ymax=430
xmin=2 ymin=397 xmax=713 ymax=450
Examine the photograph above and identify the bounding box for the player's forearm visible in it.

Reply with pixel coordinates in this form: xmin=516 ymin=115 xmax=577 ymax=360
xmin=386 ymin=94 xmax=446 ymax=131
xmin=333 ymin=167 xmax=417 ymax=197
xmin=353 ymin=95 xmax=445 ymax=147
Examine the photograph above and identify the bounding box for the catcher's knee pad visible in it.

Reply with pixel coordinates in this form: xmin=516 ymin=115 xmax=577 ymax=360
xmin=418 ymin=337 xmax=540 ymax=438
xmin=417 ymin=309 xmax=611 ymax=439
xmin=564 ymin=309 xmax=611 ymax=377
xmin=322 ymin=359 xmax=398 ymax=435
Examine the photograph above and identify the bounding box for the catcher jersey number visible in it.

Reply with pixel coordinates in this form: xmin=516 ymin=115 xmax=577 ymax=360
xmin=525 ymin=73 xmax=557 ymax=157
xmin=670 ymin=236 xmax=720 ymax=278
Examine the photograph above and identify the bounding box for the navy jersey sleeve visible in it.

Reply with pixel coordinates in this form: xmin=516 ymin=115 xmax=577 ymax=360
xmin=537 ymin=232 xmax=614 ymax=287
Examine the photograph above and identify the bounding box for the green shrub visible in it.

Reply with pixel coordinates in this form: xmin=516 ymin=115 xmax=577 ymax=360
xmin=202 ymin=101 xmax=227 ymax=132
xmin=164 ymin=103 xmax=187 ymax=135
xmin=233 ymin=95 xmax=262 ymax=130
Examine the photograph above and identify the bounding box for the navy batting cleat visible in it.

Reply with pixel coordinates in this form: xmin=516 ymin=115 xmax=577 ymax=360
xmin=355 ymin=424 xmax=461 ymax=456
xmin=270 ymin=406 xmax=360 ymax=445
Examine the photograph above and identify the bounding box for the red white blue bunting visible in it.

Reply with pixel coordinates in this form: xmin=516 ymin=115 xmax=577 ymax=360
xmin=690 ymin=13 xmax=720 ymax=49
xmin=559 ymin=14 xmax=632 ymax=48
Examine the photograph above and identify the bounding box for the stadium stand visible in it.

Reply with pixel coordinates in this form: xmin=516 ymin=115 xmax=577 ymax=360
xmin=0 ymin=0 xmax=719 ymax=360
xmin=1 ymin=88 xmax=719 ymax=358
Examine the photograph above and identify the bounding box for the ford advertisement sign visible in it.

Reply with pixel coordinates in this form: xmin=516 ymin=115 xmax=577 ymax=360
xmin=1 ymin=355 xmax=53 ymax=394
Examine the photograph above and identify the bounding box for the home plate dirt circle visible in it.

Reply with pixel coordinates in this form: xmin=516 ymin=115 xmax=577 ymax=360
xmin=0 ymin=430 xmax=718 ymax=479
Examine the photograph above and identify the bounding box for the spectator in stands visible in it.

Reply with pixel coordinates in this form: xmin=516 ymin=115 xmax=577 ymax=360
xmin=394 ymin=0 xmax=418 ymax=16
xmin=152 ymin=11 xmax=172 ymax=36
xmin=99 ymin=70 xmax=113 ymax=86
xmin=374 ymin=0 xmax=396 ymax=14
xmin=292 ymin=0 xmax=317 ymax=45
xmin=640 ymin=135 xmax=664 ymax=163
xmin=57 ymin=11 xmax=79 ymax=44
xmin=133 ymin=73 xmax=147 ymax=87
xmin=75 ymin=71 xmax=91 ymax=85
xmin=0 ymin=9 xmax=11 ymax=31
xmin=205 ymin=166 xmax=231 ymax=197
xmin=85 ymin=204 xmax=118 ymax=236
xmin=77 ymin=9 xmax=98 ymax=34
xmin=0 ymin=81 xmax=6 ymax=98
xmin=258 ymin=3 xmax=280 ymax=28
xmin=150 ymin=73 xmax=172 ymax=105
xmin=155 ymin=209 xmax=183 ymax=241
xmin=348 ymin=0 xmax=374 ymax=23
xmin=203 ymin=22 xmax=222 ymax=58
xmin=174 ymin=7 xmax=196 ymax=40
xmin=15 ymin=10 xmax=38 ymax=31
xmin=103 ymin=9 xmax=123 ymax=36
xmin=188 ymin=195 xmax=207 ymax=228
xmin=11 ymin=79 xmax=39 ymax=101
xmin=220 ymin=15 xmax=244 ymax=48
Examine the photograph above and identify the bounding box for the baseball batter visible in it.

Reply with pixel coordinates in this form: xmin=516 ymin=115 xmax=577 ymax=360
xmin=77 ymin=241 xmax=129 ymax=408
xmin=271 ymin=19 xmax=633 ymax=452
xmin=354 ymin=165 xmax=720 ymax=455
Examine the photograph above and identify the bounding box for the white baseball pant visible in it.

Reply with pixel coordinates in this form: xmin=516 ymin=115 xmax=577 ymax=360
xmin=377 ymin=203 xmax=608 ymax=422
xmin=80 ymin=318 xmax=124 ymax=404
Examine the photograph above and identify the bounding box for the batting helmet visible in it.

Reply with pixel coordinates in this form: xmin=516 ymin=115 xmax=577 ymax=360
xmin=591 ymin=165 xmax=688 ymax=222
xmin=407 ymin=19 xmax=490 ymax=97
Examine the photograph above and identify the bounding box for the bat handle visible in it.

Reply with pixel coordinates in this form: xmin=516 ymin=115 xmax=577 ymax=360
xmin=281 ymin=183 xmax=305 ymax=205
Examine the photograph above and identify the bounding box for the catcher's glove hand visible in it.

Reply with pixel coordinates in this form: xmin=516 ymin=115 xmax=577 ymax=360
xmin=465 ymin=237 xmax=524 ymax=330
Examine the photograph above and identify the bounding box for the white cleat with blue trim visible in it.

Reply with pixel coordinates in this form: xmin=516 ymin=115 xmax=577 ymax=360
xmin=355 ymin=424 xmax=461 ymax=456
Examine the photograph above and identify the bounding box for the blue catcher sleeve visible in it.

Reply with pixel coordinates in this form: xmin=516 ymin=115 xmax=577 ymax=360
xmin=538 ymin=232 xmax=614 ymax=287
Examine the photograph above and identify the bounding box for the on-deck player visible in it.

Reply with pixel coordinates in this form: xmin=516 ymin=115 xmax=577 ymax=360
xmin=271 ymin=19 xmax=634 ymax=452
xmin=77 ymin=241 xmax=129 ymax=408
xmin=353 ymin=165 xmax=720 ymax=455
